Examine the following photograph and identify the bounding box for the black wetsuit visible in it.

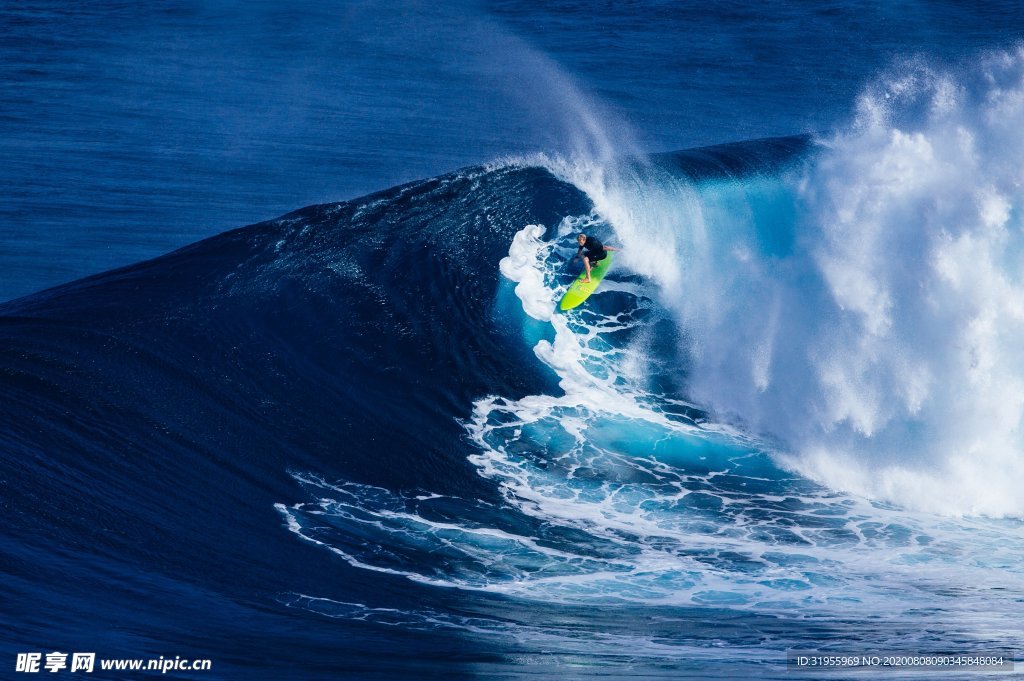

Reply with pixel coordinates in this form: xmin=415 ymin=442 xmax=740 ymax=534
xmin=580 ymin=236 xmax=607 ymax=263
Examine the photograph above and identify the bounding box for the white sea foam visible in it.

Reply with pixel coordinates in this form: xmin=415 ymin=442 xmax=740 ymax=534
xmin=498 ymin=224 xmax=554 ymax=321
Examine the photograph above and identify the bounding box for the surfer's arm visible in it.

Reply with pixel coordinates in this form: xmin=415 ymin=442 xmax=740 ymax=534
xmin=605 ymin=246 xmax=619 ymax=252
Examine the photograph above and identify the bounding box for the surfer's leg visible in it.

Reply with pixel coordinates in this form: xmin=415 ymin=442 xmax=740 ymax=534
xmin=582 ymin=256 xmax=592 ymax=282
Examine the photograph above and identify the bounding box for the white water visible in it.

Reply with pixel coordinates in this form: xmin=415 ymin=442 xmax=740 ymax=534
xmin=539 ymin=50 xmax=1024 ymax=519
xmin=455 ymin=216 xmax=1019 ymax=614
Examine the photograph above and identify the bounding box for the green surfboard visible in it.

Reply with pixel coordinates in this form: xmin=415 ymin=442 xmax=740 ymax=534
xmin=558 ymin=252 xmax=614 ymax=311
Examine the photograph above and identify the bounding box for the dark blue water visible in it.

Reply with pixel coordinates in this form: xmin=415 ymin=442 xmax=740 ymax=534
xmin=3 ymin=2 xmax=1024 ymax=679
xmin=5 ymin=1 xmax=1024 ymax=301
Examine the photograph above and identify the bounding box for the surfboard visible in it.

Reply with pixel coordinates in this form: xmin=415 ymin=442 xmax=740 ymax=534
xmin=558 ymin=252 xmax=614 ymax=311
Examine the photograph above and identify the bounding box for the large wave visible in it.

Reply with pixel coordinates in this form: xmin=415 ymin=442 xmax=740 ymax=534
xmin=277 ymin=133 xmax=1023 ymax=633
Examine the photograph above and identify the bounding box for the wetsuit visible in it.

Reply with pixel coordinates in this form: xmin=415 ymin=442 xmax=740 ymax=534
xmin=580 ymin=236 xmax=607 ymax=263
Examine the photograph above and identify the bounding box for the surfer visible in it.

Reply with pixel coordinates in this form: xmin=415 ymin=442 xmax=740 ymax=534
xmin=574 ymin=233 xmax=618 ymax=283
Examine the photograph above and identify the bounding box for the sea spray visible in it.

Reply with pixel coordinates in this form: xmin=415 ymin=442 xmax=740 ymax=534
xmin=789 ymin=53 xmax=1024 ymax=516
xmin=534 ymin=52 xmax=1024 ymax=518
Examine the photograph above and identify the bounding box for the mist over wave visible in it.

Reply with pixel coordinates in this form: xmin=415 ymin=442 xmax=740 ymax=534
xmin=789 ymin=51 xmax=1024 ymax=516
xmin=534 ymin=50 xmax=1024 ymax=518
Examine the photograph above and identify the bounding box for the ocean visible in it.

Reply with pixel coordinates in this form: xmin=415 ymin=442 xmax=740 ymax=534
xmin=2 ymin=1 xmax=1024 ymax=679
